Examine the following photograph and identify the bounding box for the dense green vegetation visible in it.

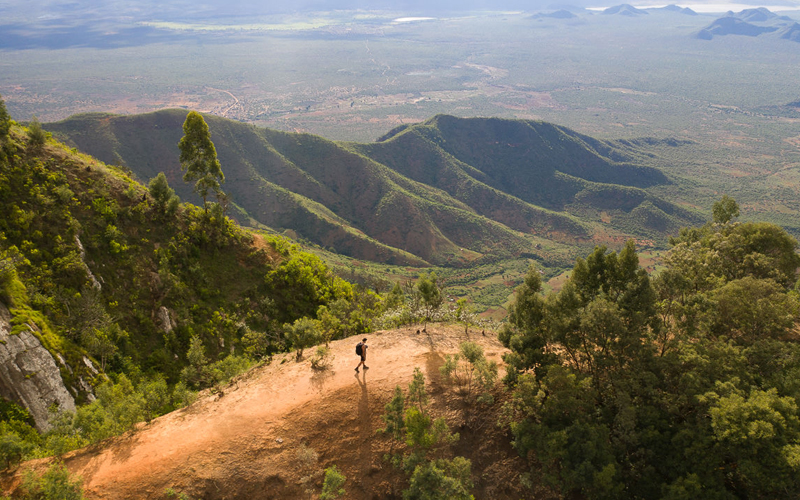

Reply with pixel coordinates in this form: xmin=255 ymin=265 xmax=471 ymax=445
xmin=380 ymin=368 xmax=474 ymax=500
xmin=0 ymin=116 xmax=378 ymax=466
xmin=5 ymin=83 xmax=800 ymax=499
xmin=0 ymin=112 xmax=508 ymax=481
xmin=44 ymin=111 xmax=704 ymax=270
xmin=499 ymin=201 xmax=800 ymax=499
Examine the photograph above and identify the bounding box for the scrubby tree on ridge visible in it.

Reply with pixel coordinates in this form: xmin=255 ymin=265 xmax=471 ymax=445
xmin=178 ymin=111 xmax=224 ymax=214
xmin=0 ymin=94 xmax=10 ymax=141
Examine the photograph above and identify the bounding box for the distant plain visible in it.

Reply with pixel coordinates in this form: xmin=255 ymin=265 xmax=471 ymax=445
xmin=3 ymin=4 xmax=800 ymax=313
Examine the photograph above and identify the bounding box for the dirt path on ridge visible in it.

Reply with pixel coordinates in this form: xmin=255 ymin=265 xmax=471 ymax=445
xmin=2 ymin=326 xmax=530 ymax=500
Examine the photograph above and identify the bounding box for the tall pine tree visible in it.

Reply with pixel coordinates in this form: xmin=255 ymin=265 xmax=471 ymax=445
xmin=178 ymin=111 xmax=224 ymax=213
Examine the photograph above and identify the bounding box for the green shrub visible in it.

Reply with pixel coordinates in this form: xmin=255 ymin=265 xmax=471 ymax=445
xmin=403 ymin=457 xmax=474 ymax=500
xmin=439 ymin=342 xmax=498 ymax=404
xmin=21 ymin=462 xmax=84 ymax=500
xmin=320 ymin=465 xmax=346 ymax=500
xmin=26 ymin=117 xmax=46 ymax=151
xmin=309 ymin=345 xmax=333 ymax=370
xmin=0 ymin=94 xmax=10 ymax=141
xmin=285 ymin=317 xmax=322 ymax=361
xmin=0 ymin=427 xmax=31 ymax=469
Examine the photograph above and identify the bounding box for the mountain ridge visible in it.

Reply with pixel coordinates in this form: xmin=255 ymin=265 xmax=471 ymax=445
xmin=46 ymin=111 xmax=702 ymax=266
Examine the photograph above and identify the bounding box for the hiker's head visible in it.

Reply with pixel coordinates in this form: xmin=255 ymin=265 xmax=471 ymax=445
xmin=363 ymin=338 xmax=368 ymax=343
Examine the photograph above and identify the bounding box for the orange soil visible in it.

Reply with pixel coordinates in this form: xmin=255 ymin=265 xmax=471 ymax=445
xmin=2 ymin=326 xmax=536 ymax=500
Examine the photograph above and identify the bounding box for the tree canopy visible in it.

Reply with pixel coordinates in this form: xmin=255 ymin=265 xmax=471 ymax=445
xmin=0 ymin=94 xmax=10 ymax=141
xmin=178 ymin=111 xmax=224 ymax=213
xmin=500 ymin=199 xmax=800 ymax=499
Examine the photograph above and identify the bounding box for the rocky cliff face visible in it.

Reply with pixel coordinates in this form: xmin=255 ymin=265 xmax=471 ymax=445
xmin=0 ymin=302 xmax=76 ymax=431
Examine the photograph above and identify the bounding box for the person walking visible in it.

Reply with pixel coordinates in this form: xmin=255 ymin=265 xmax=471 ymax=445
xmin=355 ymin=338 xmax=369 ymax=373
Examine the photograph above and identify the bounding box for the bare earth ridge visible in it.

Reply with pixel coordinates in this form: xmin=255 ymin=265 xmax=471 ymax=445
xmin=2 ymin=326 xmax=536 ymax=499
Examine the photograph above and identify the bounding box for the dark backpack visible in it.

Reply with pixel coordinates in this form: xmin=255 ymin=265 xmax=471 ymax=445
xmin=356 ymin=342 xmax=363 ymax=356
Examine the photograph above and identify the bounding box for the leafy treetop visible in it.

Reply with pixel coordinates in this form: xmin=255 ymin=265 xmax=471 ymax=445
xmin=499 ymin=197 xmax=800 ymax=499
xmin=178 ymin=111 xmax=224 ymax=213
xmin=0 ymin=94 xmax=10 ymax=141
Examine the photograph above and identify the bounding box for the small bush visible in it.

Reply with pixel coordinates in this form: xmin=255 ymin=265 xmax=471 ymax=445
xmin=320 ymin=465 xmax=346 ymax=500
xmin=297 ymin=443 xmax=319 ymax=467
xmin=0 ymin=427 xmax=31 ymax=469
xmin=439 ymin=342 xmax=498 ymax=404
xmin=310 ymin=345 xmax=333 ymax=370
xmin=26 ymin=117 xmax=47 ymax=151
xmin=164 ymin=487 xmax=191 ymax=500
xmin=22 ymin=462 xmax=84 ymax=500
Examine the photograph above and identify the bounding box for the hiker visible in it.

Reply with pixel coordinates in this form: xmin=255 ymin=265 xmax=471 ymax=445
xmin=355 ymin=338 xmax=369 ymax=372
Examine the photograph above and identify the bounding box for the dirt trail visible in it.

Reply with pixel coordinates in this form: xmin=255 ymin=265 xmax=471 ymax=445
xmin=3 ymin=326 xmax=529 ymax=499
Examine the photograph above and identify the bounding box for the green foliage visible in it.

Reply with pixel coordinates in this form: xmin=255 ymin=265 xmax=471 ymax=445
xmin=416 ymin=272 xmax=443 ymax=322
xmin=265 ymin=252 xmax=353 ymax=323
xmin=498 ymin=264 xmax=552 ymax=384
xmin=705 ymin=277 xmax=799 ymax=343
xmin=241 ymin=326 xmax=281 ymax=360
xmin=164 ymin=488 xmax=191 ymax=500
xmin=502 ymin=211 xmax=800 ymax=499
xmin=0 ymin=243 xmax=25 ymax=306
xmin=82 ymin=324 xmax=123 ymax=371
xmin=0 ymin=424 xmax=33 ymax=469
xmin=180 ymin=335 xmax=212 ymax=389
xmin=316 ymin=290 xmax=381 ymax=343
xmin=21 ymin=462 xmax=84 ymax=500
xmin=284 ymin=317 xmax=322 ymax=360
xmin=440 ymin=342 xmax=498 ymax=404
xmin=210 ymin=354 xmax=253 ymax=385
xmin=712 ymin=195 xmax=739 ymax=224
xmin=309 ymin=345 xmax=333 ymax=370
xmin=320 ymin=465 xmax=346 ymax=500
xmin=385 ymin=282 xmax=406 ymax=310
xmin=454 ymin=299 xmax=476 ymax=335
xmin=380 ymin=386 xmax=406 ymax=446
xmin=178 ymin=111 xmax=224 ymax=213
xmin=380 ymin=368 xmax=471 ymax=498
xmin=667 ymin=219 xmax=800 ymax=290
xmin=407 ymin=368 xmax=429 ymax=414
xmin=148 ymin=172 xmax=180 ymax=217
xmin=403 ymin=456 xmax=474 ymax=500
xmin=26 ymin=117 xmax=47 ymax=151
xmin=0 ymin=94 xmax=10 ymax=141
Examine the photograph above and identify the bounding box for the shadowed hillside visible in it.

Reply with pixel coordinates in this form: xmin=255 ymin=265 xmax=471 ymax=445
xmin=46 ymin=112 xmax=701 ymax=266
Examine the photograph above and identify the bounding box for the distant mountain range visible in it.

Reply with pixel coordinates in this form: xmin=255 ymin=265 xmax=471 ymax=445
xmin=45 ymin=112 xmax=701 ymax=267
xmin=696 ymin=7 xmax=799 ymax=40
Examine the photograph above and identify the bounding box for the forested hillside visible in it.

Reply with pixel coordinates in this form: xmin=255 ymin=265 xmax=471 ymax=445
xmin=3 ymin=98 xmax=800 ymax=500
xmin=0 ymin=110 xmax=379 ymax=463
xmin=45 ymin=111 xmax=703 ymax=267
xmin=499 ymin=198 xmax=800 ymax=498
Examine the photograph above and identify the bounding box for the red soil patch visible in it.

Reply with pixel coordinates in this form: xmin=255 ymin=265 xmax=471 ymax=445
xmin=2 ymin=327 xmax=535 ymax=500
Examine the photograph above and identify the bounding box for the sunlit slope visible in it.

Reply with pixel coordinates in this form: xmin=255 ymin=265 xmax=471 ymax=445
xmin=47 ymin=111 xmax=701 ymax=265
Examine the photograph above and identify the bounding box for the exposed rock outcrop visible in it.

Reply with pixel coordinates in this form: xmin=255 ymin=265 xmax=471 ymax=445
xmin=0 ymin=302 xmax=76 ymax=431
xmin=74 ymin=234 xmax=102 ymax=290
xmin=156 ymin=306 xmax=176 ymax=333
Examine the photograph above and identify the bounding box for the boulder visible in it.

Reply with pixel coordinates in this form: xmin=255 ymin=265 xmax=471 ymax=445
xmin=0 ymin=302 xmax=76 ymax=431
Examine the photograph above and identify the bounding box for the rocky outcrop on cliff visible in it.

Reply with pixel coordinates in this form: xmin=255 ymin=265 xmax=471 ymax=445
xmin=0 ymin=302 xmax=76 ymax=431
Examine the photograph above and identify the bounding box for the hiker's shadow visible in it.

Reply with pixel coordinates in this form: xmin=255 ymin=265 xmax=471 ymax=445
xmin=355 ymin=369 xmax=368 ymax=420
